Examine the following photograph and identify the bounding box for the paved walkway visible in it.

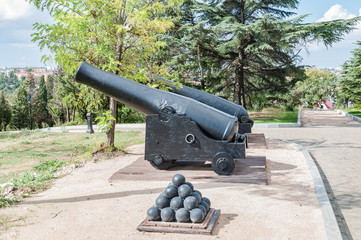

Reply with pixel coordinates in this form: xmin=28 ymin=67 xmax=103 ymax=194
xmin=254 ymin=110 xmax=361 ymax=240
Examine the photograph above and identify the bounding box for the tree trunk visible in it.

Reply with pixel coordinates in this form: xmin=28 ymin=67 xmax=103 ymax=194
xmin=106 ymin=97 xmax=117 ymax=147
xmin=247 ymin=94 xmax=252 ymax=110
xmin=197 ymin=44 xmax=205 ymax=89
xmin=66 ymin=107 xmax=70 ymax=122
xmin=72 ymin=107 xmax=76 ymax=122
xmin=234 ymin=1 xmax=247 ymax=109
xmin=234 ymin=65 xmax=246 ymax=109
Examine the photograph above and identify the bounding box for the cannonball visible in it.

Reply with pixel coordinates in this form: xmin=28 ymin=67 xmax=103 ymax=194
xmin=147 ymin=206 xmax=161 ymax=221
xmin=178 ymin=184 xmax=192 ymax=199
xmin=192 ymin=191 xmax=202 ymax=204
xmin=164 ymin=185 xmax=178 ymax=199
xmin=155 ymin=195 xmax=170 ymax=209
xmin=198 ymin=204 xmax=207 ymax=215
xmin=193 ymin=190 xmax=202 ymax=199
xmin=184 ymin=182 xmax=194 ymax=191
xmin=202 ymin=197 xmax=211 ymax=207
xmin=170 ymin=197 xmax=183 ymax=211
xmin=161 ymin=207 xmax=175 ymax=222
xmin=175 ymin=208 xmax=190 ymax=223
xmin=183 ymin=196 xmax=198 ymax=210
xmin=172 ymin=174 xmax=186 ymax=187
xmin=190 ymin=208 xmax=205 ymax=223
xmin=200 ymin=200 xmax=210 ymax=212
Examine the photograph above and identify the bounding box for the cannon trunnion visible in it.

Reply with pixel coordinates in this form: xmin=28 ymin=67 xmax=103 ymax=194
xmin=75 ymin=62 xmax=248 ymax=175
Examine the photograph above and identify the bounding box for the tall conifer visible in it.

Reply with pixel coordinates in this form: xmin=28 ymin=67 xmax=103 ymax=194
xmin=340 ymin=41 xmax=361 ymax=104
xmin=167 ymin=0 xmax=360 ymax=108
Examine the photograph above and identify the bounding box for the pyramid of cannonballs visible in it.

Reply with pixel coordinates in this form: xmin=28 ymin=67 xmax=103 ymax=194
xmin=147 ymin=174 xmax=211 ymax=223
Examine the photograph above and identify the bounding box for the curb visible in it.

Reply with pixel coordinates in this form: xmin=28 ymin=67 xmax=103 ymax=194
xmin=253 ymin=123 xmax=300 ymax=128
xmin=32 ymin=124 xmax=146 ymax=133
xmin=297 ymin=108 xmax=302 ymax=126
xmin=335 ymin=109 xmax=361 ymax=123
xmin=269 ymin=137 xmax=342 ymax=240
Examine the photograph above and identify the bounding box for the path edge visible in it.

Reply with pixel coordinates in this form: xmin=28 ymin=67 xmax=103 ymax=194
xmin=269 ymin=137 xmax=342 ymax=240
xmin=335 ymin=109 xmax=361 ymax=123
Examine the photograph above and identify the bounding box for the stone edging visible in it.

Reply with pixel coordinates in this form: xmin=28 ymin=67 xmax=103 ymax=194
xmin=297 ymin=108 xmax=302 ymax=126
xmin=335 ymin=109 xmax=361 ymax=123
xmin=269 ymin=137 xmax=342 ymax=240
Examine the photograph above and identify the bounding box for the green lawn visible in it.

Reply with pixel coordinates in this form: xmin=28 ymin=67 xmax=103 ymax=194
xmin=0 ymin=130 xmax=145 ymax=180
xmin=249 ymin=108 xmax=298 ymax=124
xmin=343 ymin=108 xmax=361 ymax=118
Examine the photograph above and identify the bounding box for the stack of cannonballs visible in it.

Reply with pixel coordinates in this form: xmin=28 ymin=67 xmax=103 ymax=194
xmin=147 ymin=174 xmax=211 ymax=223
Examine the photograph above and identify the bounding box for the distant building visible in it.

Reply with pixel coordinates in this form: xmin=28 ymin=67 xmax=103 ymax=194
xmin=316 ymin=67 xmax=342 ymax=75
xmin=0 ymin=67 xmax=55 ymax=82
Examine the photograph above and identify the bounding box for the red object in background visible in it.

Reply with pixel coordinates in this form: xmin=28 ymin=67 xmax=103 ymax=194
xmin=324 ymin=101 xmax=333 ymax=109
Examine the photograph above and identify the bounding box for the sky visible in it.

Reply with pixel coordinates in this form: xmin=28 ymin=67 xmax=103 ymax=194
xmin=0 ymin=0 xmax=360 ymax=68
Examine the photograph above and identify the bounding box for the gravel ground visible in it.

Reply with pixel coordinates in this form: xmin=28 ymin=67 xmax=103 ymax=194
xmin=0 ymin=140 xmax=327 ymax=240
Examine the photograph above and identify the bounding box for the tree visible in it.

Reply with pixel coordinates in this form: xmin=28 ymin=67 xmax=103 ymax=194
xmin=23 ymin=73 xmax=36 ymax=96
xmin=0 ymin=91 xmax=12 ymax=131
xmin=165 ymin=0 xmax=360 ymax=109
xmin=33 ymin=76 xmax=50 ymax=128
xmin=10 ymin=87 xmax=31 ymax=130
xmin=295 ymin=68 xmax=337 ymax=106
xmin=56 ymin=71 xmax=87 ymax=123
xmin=339 ymin=41 xmax=361 ymax=104
xmin=29 ymin=0 xmax=181 ymax=147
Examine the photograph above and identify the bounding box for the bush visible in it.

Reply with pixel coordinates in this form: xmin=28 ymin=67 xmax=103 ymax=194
xmin=353 ymin=104 xmax=361 ymax=110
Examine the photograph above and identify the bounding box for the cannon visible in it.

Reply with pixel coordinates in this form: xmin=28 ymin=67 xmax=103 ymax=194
xmin=75 ymin=62 xmax=247 ymax=175
xmin=155 ymin=77 xmax=253 ymax=133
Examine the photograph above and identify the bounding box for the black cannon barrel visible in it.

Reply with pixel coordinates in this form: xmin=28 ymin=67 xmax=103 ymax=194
xmin=75 ymin=62 xmax=239 ymax=141
xmin=156 ymin=78 xmax=253 ymax=125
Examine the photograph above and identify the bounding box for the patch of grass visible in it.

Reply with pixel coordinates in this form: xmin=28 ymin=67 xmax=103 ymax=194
xmin=0 ymin=130 xmax=144 ymax=178
xmin=0 ymin=130 xmax=144 ymax=211
xmin=249 ymin=108 xmax=298 ymax=123
xmin=0 ymin=197 xmax=18 ymax=209
xmin=0 ymin=160 xmax=68 ymax=205
xmin=343 ymin=108 xmax=361 ymax=118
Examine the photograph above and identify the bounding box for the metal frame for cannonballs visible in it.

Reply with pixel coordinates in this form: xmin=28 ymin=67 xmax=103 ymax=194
xmin=137 ymin=208 xmax=220 ymax=235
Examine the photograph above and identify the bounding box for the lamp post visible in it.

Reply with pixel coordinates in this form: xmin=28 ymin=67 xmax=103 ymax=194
xmin=86 ymin=112 xmax=94 ymax=134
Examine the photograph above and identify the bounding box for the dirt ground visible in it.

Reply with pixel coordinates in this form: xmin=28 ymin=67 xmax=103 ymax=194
xmin=0 ymin=140 xmax=327 ymax=240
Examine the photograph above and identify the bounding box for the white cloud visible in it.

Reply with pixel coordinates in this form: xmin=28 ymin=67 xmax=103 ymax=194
xmin=307 ymin=5 xmax=361 ymax=52
xmin=301 ymin=5 xmax=361 ymax=67
xmin=0 ymin=0 xmax=34 ymax=21
xmin=317 ymin=4 xmax=356 ymax=22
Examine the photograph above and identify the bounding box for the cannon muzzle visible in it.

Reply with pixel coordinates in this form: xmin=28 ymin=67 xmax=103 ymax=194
xmin=75 ymin=62 xmax=239 ymax=141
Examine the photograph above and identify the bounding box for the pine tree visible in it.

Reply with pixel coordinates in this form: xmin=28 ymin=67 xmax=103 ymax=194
xmin=33 ymin=76 xmax=50 ymax=128
xmin=339 ymin=41 xmax=361 ymax=104
xmin=10 ymin=87 xmax=31 ymax=130
xmin=23 ymin=73 xmax=36 ymax=95
xmin=0 ymin=91 xmax=12 ymax=131
xmin=167 ymin=0 xmax=360 ymax=109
